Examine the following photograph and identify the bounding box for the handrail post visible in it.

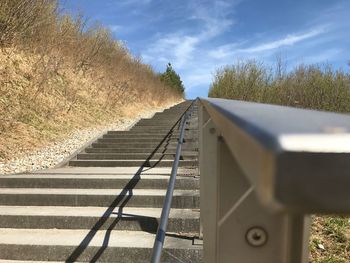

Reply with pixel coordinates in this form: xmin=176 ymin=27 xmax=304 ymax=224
xmin=199 ymin=99 xmax=311 ymax=263
xmin=199 ymin=104 xmax=220 ymax=262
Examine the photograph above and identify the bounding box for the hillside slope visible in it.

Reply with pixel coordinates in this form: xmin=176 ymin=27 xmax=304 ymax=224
xmin=0 ymin=0 xmax=182 ymax=161
xmin=0 ymin=48 xmax=181 ymax=161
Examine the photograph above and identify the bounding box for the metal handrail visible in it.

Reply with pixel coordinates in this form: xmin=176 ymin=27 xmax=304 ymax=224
xmin=150 ymin=103 xmax=193 ymax=263
xmin=200 ymin=97 xmax=350 ymax=213
xmin=199 ymin=97 xmax=350 ymax=263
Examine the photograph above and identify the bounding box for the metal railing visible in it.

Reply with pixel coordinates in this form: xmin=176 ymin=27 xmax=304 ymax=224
xmin=151 ymin=102 xmax=194 ymax=263
xmin=199 ymin=97 xmax=350 ymax=263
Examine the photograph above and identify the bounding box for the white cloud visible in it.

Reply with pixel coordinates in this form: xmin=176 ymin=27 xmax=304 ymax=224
xmin=109 ymin=25 xmax=122 ymax=33
xmin=189 ymin=0 xmax=237 ymax=39
xmin=118 ymin=0 xmax=152 ymax=6
xmin=209 ymin=26 xmax=327 ymax=59
xmin=244 ymin=27 xmax=326 ymax=53
xmin=142 ymin=0 xmax=238 ymax=69
xmin=185 ymin=73 xmax=213 ymax=90
xmin=294 ymin=48 xmax=343 ymax=66
xmin=144 ymin=34 xmax=200 ymax=67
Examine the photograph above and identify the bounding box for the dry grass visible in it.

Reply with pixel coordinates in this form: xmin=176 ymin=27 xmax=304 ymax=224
xmin=0 ymin=48 xmax=181 ymax=160
xmin=0 ymin=1 xmax=182 ymax=160
xmin=208 ymin=60 xmax=350 ymax=262
xmin=310 ymin=216 xmax=350 ymax=262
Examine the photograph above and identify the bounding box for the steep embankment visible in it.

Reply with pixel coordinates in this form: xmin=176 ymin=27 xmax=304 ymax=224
xmin=0 ymin=48 xmax=181 ymax=162
xmin=0 ymin=0 xmax=183 ymax=162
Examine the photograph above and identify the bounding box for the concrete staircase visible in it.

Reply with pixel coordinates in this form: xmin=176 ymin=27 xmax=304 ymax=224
xmin=69 ymin=101 xmax=198 ymax=168
xmin=0 ymin=101 xmax=202 ymax=262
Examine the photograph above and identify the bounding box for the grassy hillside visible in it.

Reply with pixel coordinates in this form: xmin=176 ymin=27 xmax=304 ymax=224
xmin=208 ymin=60 xmax=350 ymax=262
xmin=0 ymin=0 xmax=182 ymax=160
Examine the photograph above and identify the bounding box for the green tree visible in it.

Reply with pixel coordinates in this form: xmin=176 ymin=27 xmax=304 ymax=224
xmin=160 ymin=63 xmax=185 ymax=95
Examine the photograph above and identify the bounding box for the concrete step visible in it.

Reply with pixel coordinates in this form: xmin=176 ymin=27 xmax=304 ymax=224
xmin=84 ymin=148 xmax=197 ymax=155
xmin=157 ymin=108 xmax=188 ymax=111
xmin=90 ymin=142 xmax=198 ymax=149
xmin=106 ymin=133 xmax=181 ymax=137
xmin=133 ymin=125 xmax=197 ymax=130
xmin=148 ymin=118 xmax=181 ymax=122
xmin=0 ymin=228 xmax=202 ymax=262
xmin=68 ymin=159 xmax=198 ymax=167
xmin=137 ymin=119 xmax=179 ymax=123
xmin=130 ymin=125 xmax=196 ymax=130
xmin=98 ymin=138 xmax=198 ymax=144
xmin=128 ymin=130 xmax=174 ymax=134
xmin=106 ymin=130 xmax=185 ymax=134
xmin=105 ymin=132 xmax=198 ymax=138
xmin=131 ymin=127 xmax=178 ymax=131
xmin=136 ymin=119 xmax=195 ymax=124
xmin=131 ymin=122 xmax=176 ymax=126
xmin=90 ymin=142 xmax=178 ymax=148
xmin=0 ymin=206 xmax=199 ymax=233
xmin=96 ymin=138 xmax=195 ymax=144
xmin=130 ymin=127 xmax=174 ymax=130
xmin=0 ymin=174 xmax=199 ymax=189
xmin=85 ymin=147 xmax=179 ymax=153
xmin=0 ymin=188 xmax=200 ymax=208
xmin=96 ymin=138 xmax=185 ymax=143
xmin=155 ymin=113 xmax=191 ymax=117
xmin=76 ymin=153 xmax=197 ymax=160
xmin=32 ymin=167 xmax=198 ymax=176
xmin=135 ymin=121 xmax=179 ymax=126
xmin=146 ymin=121 xmax=177 ymax=124
xmin=102 ymin=134 xmax=174 ymax=139
xmin=103 ymin=131 xmax=197 ymax=137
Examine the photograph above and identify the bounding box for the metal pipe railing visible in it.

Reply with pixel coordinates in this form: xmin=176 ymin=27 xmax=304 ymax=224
xmin=150 ymin=104 xmax=193 ymax=263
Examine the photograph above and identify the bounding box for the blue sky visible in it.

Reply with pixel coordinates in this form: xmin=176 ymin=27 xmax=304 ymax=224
xmin=60 ymin=0 xmax=350 ymax=99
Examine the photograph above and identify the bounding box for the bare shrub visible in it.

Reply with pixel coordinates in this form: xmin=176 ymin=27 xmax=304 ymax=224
xmin=209 ymin=60 xmax=350 ymax=113
xmin=0 ymin=0 xmax=57 ymax=47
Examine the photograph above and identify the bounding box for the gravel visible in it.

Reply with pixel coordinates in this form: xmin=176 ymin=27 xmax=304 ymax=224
xmin=0 ymin=106 xmax=170 ymax=175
